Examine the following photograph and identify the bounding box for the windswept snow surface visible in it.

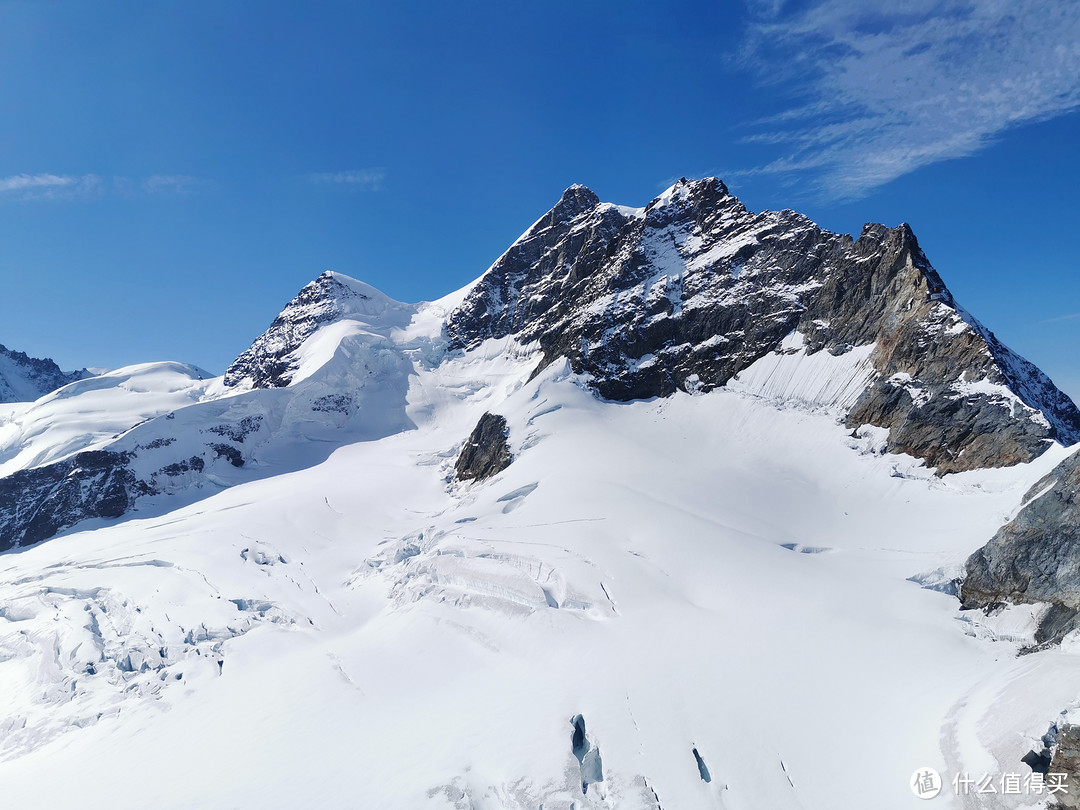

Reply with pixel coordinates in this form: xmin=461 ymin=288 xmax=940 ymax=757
xmin=0 ymin=304 xmax=1077 ymax=809
xmin=0 ymin=362 xmax=216 ymax=476
xmin=726 ymin=330 xmax=877 ymax=414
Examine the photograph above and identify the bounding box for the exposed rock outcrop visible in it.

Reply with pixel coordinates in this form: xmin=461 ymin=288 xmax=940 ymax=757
xmin=961 ymin=447 xmax=1080 ymax=639
xmin=0 ymin=450 xmax=142 ymax=549
xmin=1050 ymin=725 xmax=1080 ymax=808
xmin=1019 ymin=719 xmax=1080 ymax=806
xmin=0 ymin=433 xmax=254 ymax=552
xmin=454 ymin=413 xmax=512 ymax=482
xmin=446 ymin=179 xmax=1080 ymax=473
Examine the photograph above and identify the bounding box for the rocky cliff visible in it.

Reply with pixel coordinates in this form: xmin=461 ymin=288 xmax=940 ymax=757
xmin=962 ymin=446 xmax=1080 ymax=640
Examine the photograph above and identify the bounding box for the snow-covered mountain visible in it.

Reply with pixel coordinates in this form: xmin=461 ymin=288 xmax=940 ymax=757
xmin=1 ymin=180 xmax=1079 ymax=809
xmin=0 ymin=343 xmax=88 ymax=403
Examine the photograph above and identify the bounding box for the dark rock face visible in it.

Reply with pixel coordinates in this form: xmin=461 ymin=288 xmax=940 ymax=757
xmin=446 ymin=179 xmax=1080 ymax=473
xmin=208 ymin=415 xmax=264 ymax=443
xmin=454 ymin=413 xmax=512 ymax=482
xmin=0 ymin=450 xmax=143 ymax=549
xmin=0 ymin=343 xmax=88 ymax=403
xmin=0 ymin=424 xmax=253 ymax=552
xmin=961 ymin=448 xmax=1080 ymax=635
xmin=210 ymin=443 xmax=245 ymax=468
xmin=224 ymin=272 xmax=370 ymax=389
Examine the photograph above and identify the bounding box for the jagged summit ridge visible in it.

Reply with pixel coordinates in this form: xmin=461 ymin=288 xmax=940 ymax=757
xmin=0 ymin=343 xmax=88 ymax=403
xmin=446 ymin=177 xmax=1080 ymax=472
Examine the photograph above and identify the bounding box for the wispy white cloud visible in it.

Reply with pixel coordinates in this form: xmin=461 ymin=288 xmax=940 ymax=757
xmin=1042 ymin=312 xmax=1080 ymax=324
xmin=739 ymin=0 xmax=1080 ymax=199
xmin=0 ymin=173 xmax=73 ymax=193
xmin=0 ymin=173 xmax=104 ymax=200
xmin=305 ymin=168 xmax=386 ymax=191
xmin=141 ymin=174 xmax=205 ymax=194
xmin=0 ymin=172 xmax=208 ymax=201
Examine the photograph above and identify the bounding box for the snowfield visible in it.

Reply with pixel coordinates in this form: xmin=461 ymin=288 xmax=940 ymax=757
xmin=0 ymin=284 xmax=1077 ymax=810
xmin=0 ymin=362 xmax=216 ymax=476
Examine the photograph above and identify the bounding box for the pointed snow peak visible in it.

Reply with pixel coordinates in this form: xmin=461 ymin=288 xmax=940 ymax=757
xmin=224 ymin=270 xmax=413 ymax=390
xmin=510 ymin=185 xmax=604 ymax=245
xmin=561 ymin=183 xmax=597 ymax=200
xmin=304 ymin=270 xmax=368 ymax=304
xmin=307 ymin=270 xmax=407 ymax=314
xmin=649 ymin=177 xmax=693 ymax=209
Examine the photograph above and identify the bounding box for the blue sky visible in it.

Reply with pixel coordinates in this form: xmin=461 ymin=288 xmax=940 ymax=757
xmin=1 ymin=0 xmax=1078 ymax=399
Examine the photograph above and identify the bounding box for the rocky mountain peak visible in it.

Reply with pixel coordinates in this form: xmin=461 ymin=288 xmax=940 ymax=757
xmin=223 ymin=270 xmax=413 ymax=390
xmin=648 ymin=175 xmax=730 ymax=206
xmin=556 ymin=183 xmax=600 ymax=215
xmin=446 ymin=179 xmax=1080 ymax=473
xmin=0 ymin=343 xmax=88 ymax=403
xmin=224 ymin=271 xmax=360 ymax=389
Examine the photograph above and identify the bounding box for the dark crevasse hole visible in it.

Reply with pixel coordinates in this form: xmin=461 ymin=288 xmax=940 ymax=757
xmin=1022 ymin=722 xmax=1058 ymax=775
xmin=692 ymin=748 xmax=712 ymax=783
xmin=1022 ymin=748 xmax=1052 ymax=775
xmin=570 ymin=714 xmax=603 ymax=794
xmin=571 ymin=714 xmax=587 ymax=760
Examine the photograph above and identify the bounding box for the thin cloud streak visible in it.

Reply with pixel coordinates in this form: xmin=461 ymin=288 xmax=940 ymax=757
xmin=142 ymin=174 xmax=205 ymax=194
xmin=739 ymin=0 xmax=1080 ymax=199
xmin=0 ymin=173 xmax=103 ymax=200
xmin=0 ymin=173 xmax=207 ymax=201
xmin=305 ymin=168 xmax=386 ymax=191
xmin=0 ymin=173 xmax=76 ymax=192
xmin=1042 ymin=312 xmax=1080 ymax=324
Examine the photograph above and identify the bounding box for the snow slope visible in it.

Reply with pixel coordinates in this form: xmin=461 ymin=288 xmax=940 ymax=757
xmin=0 ymin=282 xmax=476 ymax=552
xmin=0 ymin=322 xmax=1075 ymax=809
xmin=0 ymin=362 xmax=215 ymax=476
